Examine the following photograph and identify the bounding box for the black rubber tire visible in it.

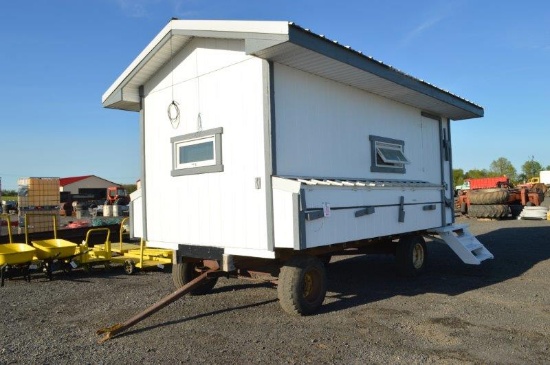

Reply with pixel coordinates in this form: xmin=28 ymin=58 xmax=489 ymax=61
xmin=396 ymin=235 xmax=427 ymax=277
xmin=509 ymin=204 xmax=523 ymax=218
xmin=123 ymin=260 xmax=135 ymax=275
xmin=172 ymin=261 xmax=218 ymax=295
xmin=319 ymin=254 xmax=332 ymax=265
xmin=467 ymin=204 xmax=509 ymax=219
xmin=278 ymin=255 xmax=327 ymax=315
xmin=460 ymin=201 xmax=467 ymax=215
xmin=468 ymin=189 xmax=509 ymax=205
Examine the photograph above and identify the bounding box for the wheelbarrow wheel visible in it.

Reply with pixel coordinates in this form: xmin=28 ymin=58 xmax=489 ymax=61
xmin=124 ymin=260 xmax=136 ymax=275
xmin=62 ymin=262 xmax=73 ymax=274
xmin=172 ymin=261 xmax=218 ymax=295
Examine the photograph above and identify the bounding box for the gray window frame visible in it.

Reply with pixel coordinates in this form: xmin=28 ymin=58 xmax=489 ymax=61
xmin=171 ymin=127 xmax=223 ymax=176
xmin=369 ymin=135 xmax=407 ymax=173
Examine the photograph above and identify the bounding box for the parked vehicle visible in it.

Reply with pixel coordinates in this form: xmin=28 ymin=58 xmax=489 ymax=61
xmin=106 ymin=187 xmax=130 ymax=206
xmin=455 ymin=176 xmax=509 ymax=196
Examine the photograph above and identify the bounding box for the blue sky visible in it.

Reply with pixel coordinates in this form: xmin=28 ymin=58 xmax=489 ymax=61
xmin=1 ymin=0 xmax=549 ymax=190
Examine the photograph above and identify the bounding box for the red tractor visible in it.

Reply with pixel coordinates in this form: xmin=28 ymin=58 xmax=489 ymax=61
xmin=106 ymin=186 xmax=130 ymax=206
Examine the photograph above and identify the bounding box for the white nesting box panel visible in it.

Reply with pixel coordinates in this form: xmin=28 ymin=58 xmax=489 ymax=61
xmin=271 ymin=64 xmax=448 ymax=249
xmin=142 ymin=38 xmax=270 ymax=255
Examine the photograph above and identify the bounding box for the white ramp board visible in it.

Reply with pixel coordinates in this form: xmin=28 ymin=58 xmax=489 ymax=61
xmin=428 ymin=224 xmax=494 ymax=265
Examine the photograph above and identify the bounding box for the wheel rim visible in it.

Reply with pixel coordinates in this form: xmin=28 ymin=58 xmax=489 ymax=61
xmin=412 ymin=243 xmax=425 ymax=269
xmin=302 ymin=269 xmax=322 ymax=303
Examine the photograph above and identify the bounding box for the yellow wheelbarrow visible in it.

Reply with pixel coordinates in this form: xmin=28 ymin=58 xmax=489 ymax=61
xmin=0 ymin=213 xmax=37 ymax=286
xmin=26 ymin=214 xmax=78 ymax=280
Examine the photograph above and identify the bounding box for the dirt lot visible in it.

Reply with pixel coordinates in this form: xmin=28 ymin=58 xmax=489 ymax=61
xmin=1 ymin=212 xmax=549 ymax=364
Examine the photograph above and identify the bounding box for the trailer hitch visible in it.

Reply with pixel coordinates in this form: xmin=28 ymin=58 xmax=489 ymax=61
xmin=96 ymin=267 xmax=223 ymax=343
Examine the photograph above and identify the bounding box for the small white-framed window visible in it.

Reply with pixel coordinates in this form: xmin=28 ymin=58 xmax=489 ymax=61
xmin=369 ymin=135 xmax=408 ymax=173
xmin=175 ymin=136 xmax=215 ymax=169
xmin=171 ymin=127 xmax=223 ymax=176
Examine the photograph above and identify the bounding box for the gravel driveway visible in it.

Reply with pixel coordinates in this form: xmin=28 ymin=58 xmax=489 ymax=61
xmin=1 ymin=212 xmax=549 ymax=364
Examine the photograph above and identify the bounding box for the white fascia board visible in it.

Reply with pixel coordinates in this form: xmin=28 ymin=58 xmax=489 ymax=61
xmin=170 ymin=19 xmax=289 ymax=35
xmin=102 ymin=21 xmax=173 ymax=106
xmin=102 ymin=20 xmax=290 ymax=109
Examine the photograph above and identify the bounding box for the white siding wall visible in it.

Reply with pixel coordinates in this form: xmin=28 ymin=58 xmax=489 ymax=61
xmin=274 ymin=64 xmax=442 ymax=184
xmin=142 ymin=38 xmax=269 ymax=253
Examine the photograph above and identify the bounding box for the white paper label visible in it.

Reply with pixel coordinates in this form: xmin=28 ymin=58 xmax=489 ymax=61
xmin=323 ymin=202 xmax=331 ymax=217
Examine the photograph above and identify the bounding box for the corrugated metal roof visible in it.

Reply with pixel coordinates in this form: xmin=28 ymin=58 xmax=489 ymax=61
xmin=103 ymin=19 xmax=483 ymax=120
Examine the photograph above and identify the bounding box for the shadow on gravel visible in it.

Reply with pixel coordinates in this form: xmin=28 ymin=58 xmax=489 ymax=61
xmin=117 ymin=298 xmax=278 ymax=339
xmin=320 ymin=225 xmax=550 ymax=314
xmin=210 ymin=281 xmax=275 ymax=294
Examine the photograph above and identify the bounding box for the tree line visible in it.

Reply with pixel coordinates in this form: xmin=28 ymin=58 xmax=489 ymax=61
xmin=454 ymin=156 xmax=550 ymax=186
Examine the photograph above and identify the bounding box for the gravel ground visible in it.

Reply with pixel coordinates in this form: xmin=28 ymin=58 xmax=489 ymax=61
xmin=1 ymin=209 xmax=549 ymax=364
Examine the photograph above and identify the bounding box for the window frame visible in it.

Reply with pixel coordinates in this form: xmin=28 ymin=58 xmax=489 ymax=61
xmin=171 ymin=127 xmax=223 ymax=176
xmin=369 ymin=135 xmax=408 ymax=173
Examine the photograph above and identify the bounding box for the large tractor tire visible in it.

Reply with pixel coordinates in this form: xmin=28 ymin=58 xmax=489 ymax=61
xmin=468 ymin=189 xmax=509 ymax=205
xmin=467 ymin=204 xmax=509 ymax=219
xmin=278 ymin=255 xmax=327 ymax=316
xmin=172 ymin=261 xmax=218 ymax=295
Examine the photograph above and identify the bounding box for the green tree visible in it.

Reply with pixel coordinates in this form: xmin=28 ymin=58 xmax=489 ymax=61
xmin=453 ymin=169 xmax=464 ymax=187
xmin=521 ymin=157 xmax=542 ymax=179
xmin=489 ymin=157 xmax=517 ymax=182
xmin=465 ymin=169 xmax=489 ymax=179
xmin=122 ymin=184 xmax=138 ymax=194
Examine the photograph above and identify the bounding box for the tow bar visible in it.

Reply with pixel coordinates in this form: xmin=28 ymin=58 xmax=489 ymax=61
xmin=97 ymin=264 xmax=222 ymax=343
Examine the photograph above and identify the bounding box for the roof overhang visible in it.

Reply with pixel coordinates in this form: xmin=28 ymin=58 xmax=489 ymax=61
xmin=102 ymin=20 xmax=483 ymax=120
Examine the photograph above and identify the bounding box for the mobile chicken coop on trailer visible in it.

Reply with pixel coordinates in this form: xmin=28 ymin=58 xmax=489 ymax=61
xmin=102 ymin=19 xmax=492 ymax=316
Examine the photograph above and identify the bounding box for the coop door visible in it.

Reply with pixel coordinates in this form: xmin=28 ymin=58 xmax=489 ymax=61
xmin=421 ymin=113 xmax=453 ymax=226
xmin=441 ymin=118 xmax=453 ymax=225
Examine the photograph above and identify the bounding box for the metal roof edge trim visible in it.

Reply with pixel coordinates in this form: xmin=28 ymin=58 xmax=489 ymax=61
xmin=102 ymin=20 xmax=483 ymax=119
xmin=287 ymin=23 xmax=484 ymax=119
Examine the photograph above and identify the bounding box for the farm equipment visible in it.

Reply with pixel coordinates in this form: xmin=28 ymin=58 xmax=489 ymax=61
xmin=517 ymin=171 xmax=550 ymax=195
xmin=93 ymin=217 xmax=172 ymax=274
xmin=0 ymin=213 xmax=36 ymax=286
xmin=26 ymin=214 xmax=78 ymax=280
xmin=455 ymin=176 xmax=509 ymax=196
xmin=106 ymin=186 xmax=130 ymax=206
xmin=456 ymin=187 xmax=545 ymax=219
xmin=110 ymin=238 xmax=172 ymax=275
xmin=95 ymin=217 xmax=139 ymax=254
xmin=71 ymin=227 xmax=113 ymax=271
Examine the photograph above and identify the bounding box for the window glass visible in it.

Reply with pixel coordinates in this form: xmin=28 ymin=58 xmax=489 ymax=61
xmin=369 ymin=135 xmax=408 ymax=173
xmin=171 ymin=127 xmax=223 ymax=176
xmin=179 ymin=141 xmax=214 ymax=164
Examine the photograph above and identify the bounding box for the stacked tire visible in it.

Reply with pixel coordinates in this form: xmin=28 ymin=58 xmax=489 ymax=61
xmin=467 ymin=188 xmax=510 ymax=219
